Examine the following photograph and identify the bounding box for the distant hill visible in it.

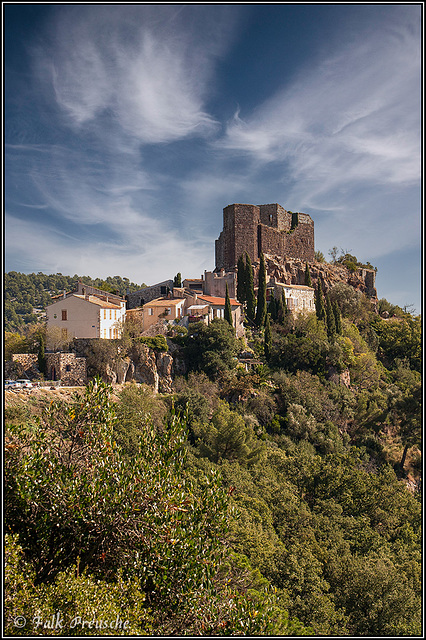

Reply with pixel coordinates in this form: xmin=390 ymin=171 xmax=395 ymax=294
xmin=4 ymin=272 xmax=146 ymax=332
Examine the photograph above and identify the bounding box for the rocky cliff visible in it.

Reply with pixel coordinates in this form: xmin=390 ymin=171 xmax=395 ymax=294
xmin=261 ymin=255 xmax=378 ymax=304
xmin=72 ymin=338 xmax=185 ymax=393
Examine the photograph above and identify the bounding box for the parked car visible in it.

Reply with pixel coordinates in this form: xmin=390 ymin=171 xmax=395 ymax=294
xmin=5 ymin=380 xmax=21 ymax=390
xmin=15 ymin=379 xmax=34 ymax=389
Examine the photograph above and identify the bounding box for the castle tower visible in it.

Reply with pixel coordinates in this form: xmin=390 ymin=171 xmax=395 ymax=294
xmin=215 ymin=203 xmax=314 ymax=270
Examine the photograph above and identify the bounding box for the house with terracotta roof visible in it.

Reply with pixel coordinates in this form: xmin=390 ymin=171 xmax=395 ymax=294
xmin=186 ymin=293 xmax=245 ymax=337
xmin=127 ymin=297 xmax=186 ymax=333
xmin=46 ymin=291 xmax=126 ymax=342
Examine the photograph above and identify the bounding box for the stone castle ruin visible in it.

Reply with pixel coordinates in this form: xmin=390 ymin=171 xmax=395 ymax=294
xmin=215 ymin=203 xmax=315 ymax=270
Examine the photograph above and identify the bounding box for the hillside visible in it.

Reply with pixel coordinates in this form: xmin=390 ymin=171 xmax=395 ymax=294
xmin=4 ymin=267 xmax=422 ymax=636
xmin=4 ymin=272 xmax=146 ymax=332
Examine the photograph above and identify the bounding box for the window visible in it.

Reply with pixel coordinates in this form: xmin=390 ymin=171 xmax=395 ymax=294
xmin=160 ymin=286 xmax=167 ymax=295
xmin=65 ymin=364 xmax=71 ymax=372
xmin=62 ymin=310 xmax=67 ymax=321
xmin=148 ymin=308 xmax=153 ymax=316
xmin=104 ymin=309 xmax=107 ymax=319
xmin=110 ymin=309 xmax=112 ymax=320
xmin=114 ymin=309 xmax=117 ymax=320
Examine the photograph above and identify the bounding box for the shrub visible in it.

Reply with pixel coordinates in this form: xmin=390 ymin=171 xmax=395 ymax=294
xmin=136 ymin=335 xmax=168 ymax=352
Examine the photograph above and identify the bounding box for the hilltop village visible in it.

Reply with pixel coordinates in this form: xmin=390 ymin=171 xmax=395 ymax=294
xmin=9 ymin=202 xmax=378 ymax=387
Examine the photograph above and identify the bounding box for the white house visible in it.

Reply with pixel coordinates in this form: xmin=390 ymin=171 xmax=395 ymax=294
xmin=46 ymin=292 xmax=126 ymax=341
xmin=269 ymin=282 xmax=315 ymax=315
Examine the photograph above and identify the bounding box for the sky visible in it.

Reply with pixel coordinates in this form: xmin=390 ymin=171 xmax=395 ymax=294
xmin=4 ymin=3 xmax=422 ymax=313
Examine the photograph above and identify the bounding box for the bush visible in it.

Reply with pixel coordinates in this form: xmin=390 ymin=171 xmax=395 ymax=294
xmin=136 ymin=335 xmax=168 ymax=352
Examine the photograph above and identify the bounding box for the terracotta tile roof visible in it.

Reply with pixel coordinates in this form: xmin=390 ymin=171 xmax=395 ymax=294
xmin=197 ymin=295 xmax=241 ymax=306
xmin=278 ymin=284 xmax=314 ymax=291
xmin=144 ymin=298 xmax=185 ymax=307
xmin=73 ymin=295 xmax=122 ymax=308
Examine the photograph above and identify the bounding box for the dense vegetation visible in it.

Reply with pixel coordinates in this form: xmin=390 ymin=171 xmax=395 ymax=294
xmin=4 ymin=268 xmax=422 ymax=636
xmin=4 ymin=272 xmax=145 ymax=332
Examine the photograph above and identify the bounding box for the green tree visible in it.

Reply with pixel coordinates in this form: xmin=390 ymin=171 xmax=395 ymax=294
xmin=224 ymin=283 xmax=233 ymax=327
xmin=315 ymin=281 xmax=327 ymax=323
xmin=264 ymin=313 xmax=272 ymax=361
xmin=255 ymin=253 xmax=267 ymax=328
xmin=37 ymin=332 xmax=47 ymax=376
xmin=332 ymin=300 xmax=342 ymax=335
xmin=304 ymin=262 xmax=312 ymax=287
xmin=236 ymin=254 xmax=247 ymax=304
xmin=245 ymin=253 xmax=256 ymax=324
xmin=173 ymin=272 xmax=182 ymax=287
xmin=268 ymin=295 xmax=277 ymax=322
xmin=184 ymin=319 xmax=239 ymax=379
xmin=193 ymin=401 xmax=264 ymax=466
xmin=326 ymin=294 xmax=336 ymax=339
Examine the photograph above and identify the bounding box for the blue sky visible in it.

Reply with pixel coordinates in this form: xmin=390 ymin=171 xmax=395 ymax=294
xmin=5 ymin=4 xmax=422 ymax=312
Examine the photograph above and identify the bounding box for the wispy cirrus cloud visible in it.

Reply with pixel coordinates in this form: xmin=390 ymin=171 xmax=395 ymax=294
xmin=34 ymin=5 xmax=238 ymax=144
xmin=219 ymin=17 xmax=420 ymax=196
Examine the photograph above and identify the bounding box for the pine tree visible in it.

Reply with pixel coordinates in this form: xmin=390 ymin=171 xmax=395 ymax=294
xmin=315 ymin=280 xmax=327 ymax=323
xmin=173 ymin=272 xmax=182 ymax=288
xmin=255 ymin=253 xmax=267 ymax=328
xmin=326 ymin=293 xmax=336 ymax=338
xmin=236 ymin=254 xmax=247 ymax=303
xmin=304 ymin=262 xmax=312 ymax=287
xmin=245 ymin=253 xmax=256 ymax=324
xmin=224 ymin=283 xmax=233 ymax=327
xmin=333 ymin=300 xmax=342 ymax=335
xmin=264 ymin=313 xmax=272 ymax=361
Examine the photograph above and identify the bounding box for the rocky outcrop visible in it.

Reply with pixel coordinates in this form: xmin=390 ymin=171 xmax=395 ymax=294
xmin=71 ymin=337 xmax=178 ymax=392
xmin=262 ymin=256 xmax=378 ymax=304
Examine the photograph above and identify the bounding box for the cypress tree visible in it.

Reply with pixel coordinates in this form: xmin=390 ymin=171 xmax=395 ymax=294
xmin=37 ymin=333 xmax=47 ymax=376
xmin=315 ymin=281 xmax=326 ymax=323
xmin=236 ymin=254 xmax=247 ymax=303
xmin=224 ymin=283 xmax=233 ymax=327
xmin=245 ymin=252 xmax=256 ymax=324
xmin=264 ymin=313 xmax=272 ymax=361
xmin=268 ymin=296 xmax=277 ymax=322
xmin=255 ymin=252 xmax=267 ymax=328
xmin=333 ymin=300 xmax=342 ymax=335
xmin=277 ymin=289 xmax=288 ymax=324
xmin=326 ymin=293 xmax=336 ymax=338
xmin=304 ymin=262 xmax=312 ymax=287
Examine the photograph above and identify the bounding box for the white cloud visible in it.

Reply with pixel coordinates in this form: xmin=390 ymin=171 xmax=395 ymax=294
xmin=35 ymin=5 xmax=237 ymax=144
xmin=5 ymin=211 xmax=213 ymax=285
xmin=220 ymin=19 xmax=420 ymax=191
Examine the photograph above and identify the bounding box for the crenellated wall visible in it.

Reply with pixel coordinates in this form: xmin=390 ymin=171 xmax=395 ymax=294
xmin=215 ymin=203 xmax=314 ymax=270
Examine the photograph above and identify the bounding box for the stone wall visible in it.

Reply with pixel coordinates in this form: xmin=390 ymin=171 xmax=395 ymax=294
xmin=46 ymin=352 xmax=87 ymax=386
xmin=12 ymin=353 xmax=38 ymax=371
xmin=216 ymin=203 xmax=314 ymax=270
xmin=204 ymin=270 xmax=237 ymax=298
xmin=126 ymin=280 xmax=174 ymax=309
xmin=11 ymin=352 xmax=87 ymax=385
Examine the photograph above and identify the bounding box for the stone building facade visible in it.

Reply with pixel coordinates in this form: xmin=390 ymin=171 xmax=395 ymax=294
xmin=126 ymin=280 xmax=174 ymax=309
xmin=215 ymin=203 xmax=314 ymax=270
xmin=12 ymin=352 xmax=87 ymax=385
xmin=46 ymin=352 xmax=87 ymax=385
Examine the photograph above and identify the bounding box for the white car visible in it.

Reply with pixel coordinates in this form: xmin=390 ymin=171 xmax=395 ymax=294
xmin=5 ymin=380 xmax=21 ymax=390
xmin=15 ymin=379 xmax=33 ymax=389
